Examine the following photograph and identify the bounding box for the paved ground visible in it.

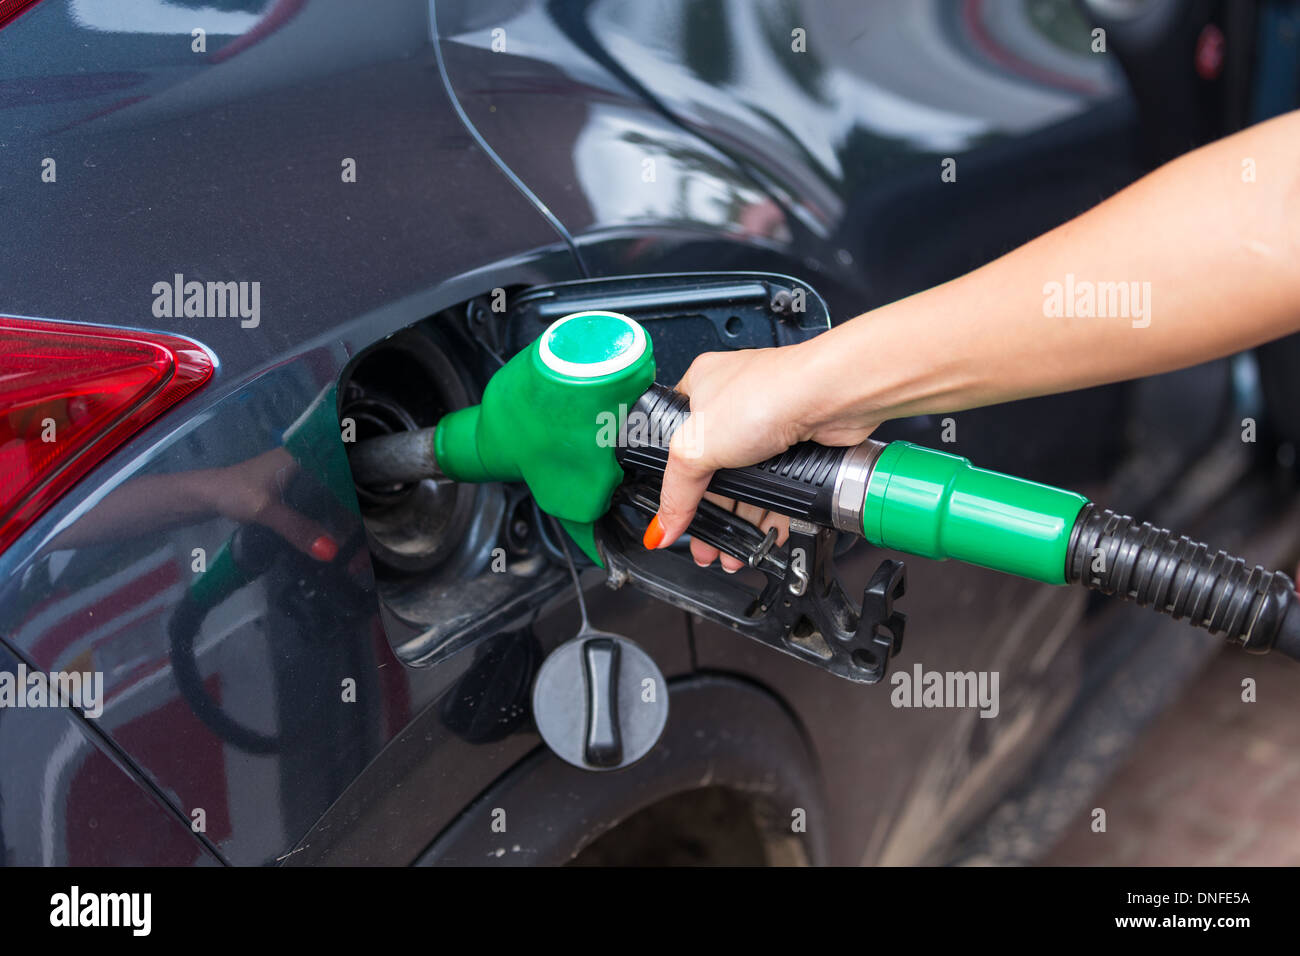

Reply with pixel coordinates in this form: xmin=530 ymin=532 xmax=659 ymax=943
xmin=1045 ymin=646 xmax=1300 ymax=866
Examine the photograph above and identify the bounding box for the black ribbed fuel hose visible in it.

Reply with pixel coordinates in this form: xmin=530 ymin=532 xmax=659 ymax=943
xmin=1066 ymin=503 xmax=1300 ymax=660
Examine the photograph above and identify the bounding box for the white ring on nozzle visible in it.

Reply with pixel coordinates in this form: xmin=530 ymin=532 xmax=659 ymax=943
xmin=538 ymin=311 xmax=647 ymax=378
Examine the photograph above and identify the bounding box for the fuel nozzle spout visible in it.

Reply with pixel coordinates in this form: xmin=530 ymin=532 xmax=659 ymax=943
xmin=347 ymin=426 xmax=442 ymax=489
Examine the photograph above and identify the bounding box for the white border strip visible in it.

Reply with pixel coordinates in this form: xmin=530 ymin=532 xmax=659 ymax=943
xmin=538 ymin=311 xmax=646 ymax=378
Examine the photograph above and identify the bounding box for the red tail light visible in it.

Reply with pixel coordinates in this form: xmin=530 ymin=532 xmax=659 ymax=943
xmin=0 ymin=317 xmax=214 ymax=554
xmin=0 ymin=0 xmax=45 ymax=31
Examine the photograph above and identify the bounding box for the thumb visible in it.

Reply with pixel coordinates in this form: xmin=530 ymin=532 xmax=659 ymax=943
xmin=646 ymin=420 xmax=712 ymax=548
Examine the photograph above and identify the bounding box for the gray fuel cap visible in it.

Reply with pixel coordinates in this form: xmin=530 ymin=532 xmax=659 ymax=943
xmin=531 ymin=631 xmax=668 ymax=771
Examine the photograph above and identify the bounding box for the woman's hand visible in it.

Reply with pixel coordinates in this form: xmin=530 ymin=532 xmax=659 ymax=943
xmin=646 ymin=341 xmax=881 ymax=569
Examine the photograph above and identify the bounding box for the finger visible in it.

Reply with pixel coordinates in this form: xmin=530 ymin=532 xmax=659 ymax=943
xmin=256 ymin=502 xmax=338 ymax=561
xmin=719 ymin=501 xmax=769 ymax=572
xmin=674 ymin=363 xmax=696 ymax=396
xmin=718 ymin=553 xmax=745 ymax=573
xmin=690 ymin=537 xmax=720 ymax=567
xmin=688 ymin=493 xmax=733 ymax=567
xmin=761 ymin=511 xmax=790 ymax=546
xmin=647 ymin=418 xmax=712 ymax=548
xmin=700 ymin=491 xmax=737 ymax=514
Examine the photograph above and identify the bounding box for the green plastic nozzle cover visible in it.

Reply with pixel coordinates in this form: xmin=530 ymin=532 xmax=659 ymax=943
xmin=861 ymin=441 xmax=1088 ymax=585
xmin=435 ymin=311 xmax=656 ymax=564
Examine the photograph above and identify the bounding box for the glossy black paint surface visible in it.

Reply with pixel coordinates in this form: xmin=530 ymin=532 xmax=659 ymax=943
xmin=0 ymin=0 xmax=1290 ymax=866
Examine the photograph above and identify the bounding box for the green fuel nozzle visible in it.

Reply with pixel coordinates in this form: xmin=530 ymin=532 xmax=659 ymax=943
xmin=434 ymin=310 xmax=656 ymax=562
xmin=353 ymin=311 xmax=1300 ymax=665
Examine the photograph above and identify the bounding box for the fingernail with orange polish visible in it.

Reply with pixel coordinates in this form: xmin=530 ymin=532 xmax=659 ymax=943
xmin=643 ymin=514 xmax=665 ymax=549
xmin=311 ymin=535 xmax=339 ymax=562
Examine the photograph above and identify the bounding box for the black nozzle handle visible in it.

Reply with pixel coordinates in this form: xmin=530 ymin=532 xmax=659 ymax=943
xmin=1066 ymin=503 xmax=1300 ymax=659
xmin=614 ymin=383 xmax=848 ymax=525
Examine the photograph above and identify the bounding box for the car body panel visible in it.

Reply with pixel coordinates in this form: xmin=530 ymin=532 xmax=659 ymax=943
xmin=0 ymin=644 xmax=221 ymax=865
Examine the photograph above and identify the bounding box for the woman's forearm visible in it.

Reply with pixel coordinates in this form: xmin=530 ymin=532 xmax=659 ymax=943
xmin=805 ymin=109 xmax=1300 ymax=431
